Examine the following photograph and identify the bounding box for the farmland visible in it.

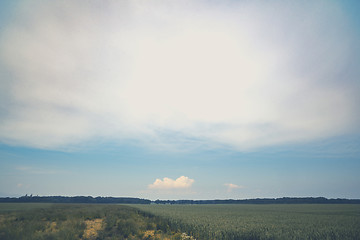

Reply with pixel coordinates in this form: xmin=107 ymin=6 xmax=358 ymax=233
xmin=1 ymin=203 xmax=360 ymax=239
xmin=0 ymin=203 xmax=188 ymax=240
xmin=0 ymin=203 xmax=53 ymax=212
xmin=133 ymin=204 xmax=360 ymax=240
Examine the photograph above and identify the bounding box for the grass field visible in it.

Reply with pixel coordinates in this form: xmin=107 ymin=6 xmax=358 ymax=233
xmin=133 ymin=204 xmax=360 ymax=240
xmin=0 ymin=203 xmax=190 ymax=240
xmin=0 ymin=203 xmax=54 ymax=212
xmin=1 ymin=203 xmax=360 ymax=240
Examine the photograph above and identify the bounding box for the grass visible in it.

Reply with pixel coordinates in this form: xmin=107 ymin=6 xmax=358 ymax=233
xmin=0 ymin=203 xmax=189 ymax=240
xmin=0 ymin=203 xmax=53 ymax=212
xmin=1 ymin=203 xmax=360 ymax=239
xmin=133 ymin=204 xmax=360 ymax=240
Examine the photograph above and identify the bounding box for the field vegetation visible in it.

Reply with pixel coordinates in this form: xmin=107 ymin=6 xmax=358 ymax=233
xmin=0 ymin=203 xmax=190 ymax=240
xmin=1 ymin=203 xmax=360 ymax=240
xmin=133 ymin=204 xmax=360 ymax=240
xmin=0 ymin=203 xmax=53 ymax=212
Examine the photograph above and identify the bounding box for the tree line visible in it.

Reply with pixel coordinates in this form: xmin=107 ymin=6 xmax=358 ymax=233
xmin=0 ymin=195 xmax=359 ymax=204
xmin=153 ymin=197 xmax=360 ymax=204
xmin=0 ymin=195 xmax=151 ymax=204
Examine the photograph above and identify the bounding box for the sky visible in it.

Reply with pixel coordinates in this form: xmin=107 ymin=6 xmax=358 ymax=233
xmin=0 ymin=0 xmax=359 ymax=200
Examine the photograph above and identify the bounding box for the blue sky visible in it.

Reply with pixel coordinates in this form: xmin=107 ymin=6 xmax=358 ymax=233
xmin=0 ymin=0 xmax=359 ymax=200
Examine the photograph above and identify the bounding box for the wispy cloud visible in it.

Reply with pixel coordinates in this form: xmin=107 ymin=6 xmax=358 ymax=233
xmin=148 ymin=176 xmax=194 ymax=190
xmin=15 ymin=166 xmax=69 ymax=175
xmin=0 ymin=0 xmax=358 ymax=151
xmin=224 ymin=183 xmax=244 ymax=192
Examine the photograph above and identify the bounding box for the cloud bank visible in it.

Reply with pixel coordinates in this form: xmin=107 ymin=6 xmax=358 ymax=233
xmin=148 ymin=176 xmax=194 ymax=190
xmin=0 ymin=0 xmax=359 ymax=150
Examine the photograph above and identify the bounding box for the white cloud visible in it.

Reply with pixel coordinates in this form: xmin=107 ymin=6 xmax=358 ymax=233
xmin=0 ymin=0 xmax=359 ymax=151
xmin=149 ymin=176 xmax=194 ymax=190
xmin=225 ymin=183 xmax=244 ymax=192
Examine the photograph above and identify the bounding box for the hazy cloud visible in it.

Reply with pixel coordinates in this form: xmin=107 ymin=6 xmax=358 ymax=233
xmin=0 ymin=0 xmax=359 ymax=151
xmin=149 ymin=176 xmax=194 ymax=190
xmin=225 ymin=183 xmax=244 ymax=192
xmin=15 ymin=166 xmax=69 ymax=175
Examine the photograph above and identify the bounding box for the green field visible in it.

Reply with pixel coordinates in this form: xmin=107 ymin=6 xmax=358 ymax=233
xmin=1 ymin=203 xmax=360 ymax=240
xmin=0 ymin=203 xmax=189 ymax=240
xmin=133 ymin=204 xmax=360 ymax=240
xmin=0 ymin=203 xmax=54 ymax=212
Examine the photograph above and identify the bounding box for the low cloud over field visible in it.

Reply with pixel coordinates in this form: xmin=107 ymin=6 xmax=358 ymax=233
xmin=225 ymin=183 xmax=244 ymax=192
xmin=149 ymin=176 xmax=194 ymax=190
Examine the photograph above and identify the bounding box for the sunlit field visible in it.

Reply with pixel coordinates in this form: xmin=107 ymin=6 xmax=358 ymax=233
xmin=0 ymin=203 xmax=191 ymax=240
xmin=1 ymin=203 xmax=360 ymax=239
xmin=133 ymin=204 xmax=360 ymax=240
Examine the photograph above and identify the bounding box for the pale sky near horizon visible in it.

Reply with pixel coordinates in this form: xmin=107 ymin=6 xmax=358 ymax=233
xmin=0 ymin=0 xmax=359 ymax=200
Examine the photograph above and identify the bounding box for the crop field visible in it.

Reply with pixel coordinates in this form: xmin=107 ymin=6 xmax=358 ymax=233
xmin=0 ymin=203 xmax=191 ymax=240
xmin=133 ymin=204 xmax=360 ymax=240
xmin=1 ymin=203 xmax=360 ymax=240
xmin=0 ymin=203 xmax=53 ymax=212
